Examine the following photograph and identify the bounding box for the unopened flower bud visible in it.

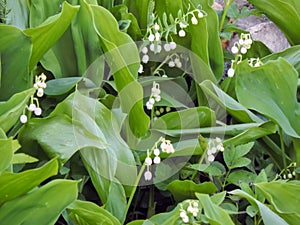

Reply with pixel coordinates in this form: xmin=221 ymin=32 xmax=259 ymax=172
xmin=20 ymin=114 xmax=28 ymax=124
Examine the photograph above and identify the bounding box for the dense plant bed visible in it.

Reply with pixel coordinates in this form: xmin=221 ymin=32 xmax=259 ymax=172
xmin=1 ymin=0 xmax=300 ymax=224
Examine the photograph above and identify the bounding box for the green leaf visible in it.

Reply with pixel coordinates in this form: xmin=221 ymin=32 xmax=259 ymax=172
xmin=0 ymin=158 xmax=58 ymax=205
xmin=0 ymin=179 xmax=78 ymax=225
xmin=126 ymin=220 xmax=147 ymax=225
xmin=203 ymin=161 xmax=226 ymax=176
xmin=196 ymin=193 xmax=235 ymax=225
xmin=190 ymin=0 xmax=224 ymax=79
xmin=262 ymin=45 xmax=300 ymax=75
xmin=223 ymin=122 xmax=276 ymax=147
xmin=153 ymin=107 xmax=215 ymax=130
xmin=124 ymin=0 xmax=151 ymax=30
xmin=224 ymin=142 xmax=254 ymax=169
xmin=230 ymin=189 xmax=288 ymax=225
xmin=6 ymin=0 xmax=30 ymax=29
xmin=248 ymin=0 xmax=300 ymax=45
xmin=35 ymin=0 xmax=104 ymax=79
xmin=24 ymin=2 xmax=79 ymax=71
xmin=68 ymin=200 xmax=121 ymax=225
xmin=227 ymin=170 xmax=256 ymax=186
xmin=210 ymin=191 xmax=227 ymax=205
xmin=0 ymin=25 xmax=32 ymax=100
xmin=0 ymin=88 xmax=35 ymax=132
xmin=0 ymin=138 xmax=16 ymax=172
xmin=236 ymin=58 xmax=300 ymax=138
xmin=19 ymin=115 xmax=107 ymax=163
xmin=12 ymin=153 xmax=38 ymax=164
xmin=167 ymin=180 xmax=217 ymax=202
xmin=154 ymin=161 xmax=180 ymax=191
xmin=200 ymin=80 xmax=262 ymax=123
xmin=256 ymin=181 xmax=300 ymax=224
xmin=45 ymin=77 xmax=82 ymax=96
xmin=20 ymin=90 xmax=137 ymax=222
xmin=90 ymin=3 xmax=150 ymax=137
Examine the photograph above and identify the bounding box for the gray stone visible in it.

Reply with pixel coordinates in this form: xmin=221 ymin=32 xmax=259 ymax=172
xmin=246 ymin=21 xmax=290 ymax=52
xmin=214 ymin=1 xmax=291 ymax=52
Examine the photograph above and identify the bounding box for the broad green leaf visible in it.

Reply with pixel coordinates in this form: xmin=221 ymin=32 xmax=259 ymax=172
xmin=262 ymin=45 xmax=300 ymax=75
xmin=0 ymin=158 xmax=58 ymax=205
xmin=0 ymin=88 xmax=35 ymax=132
xmin=20 ymin=90 xmax=137 ymax=222
xmin=6 ymin=0 xmax=30 ymax=29
xmin=111 ymin=4 xmax=142 ymax=40
xmin=24 ymin=2 xmax=79 ymax=71
xmin=167 ymin=180 xmax=217 ymax=202
xmin=227 ymin=170 xmax=256 ymax=186
xmin=18 ymin=115 xmax=107 ymax=163
xmin=236 ymin=59 xmax=300 ymax=138
xmin=230 ymin=189 xmax=288 ymax=225
xmin=223 ymin=121 xmax=276 ymax=147
xmin=200 ymin=80 xmax=262 ymax=123
xmin=196 ymin=193 xmax=235 ymax=225
xmin=210 ymin=191 xmax=226 ymax=206
xmin=33 ymin=0 xmax=104 ymax=79
xmin=124 ymin=0 xmax=151 ymax=30
xmin=149 ymin=201 xmax=192 ymax=225
xmin=139 ymin=77 xmax=192 ymax=109
xmin=153 ymin=107 xmax=215 ymax=130
xmin=245 ymin=40 xmax=272 ymax=59
xmin=0 ymin=25 xmax=32 ymax=100
xmin=0 ymin=179 xmax=78 ymax=225
xmin=189 ymin=0 xmax=224 ymax=79
xmin=154 ymin=122 xmax=267 ymax=137
xmin=12 ymin=153 xmax=38 ymax=164
xmin=256 ymin=182 xmax=300 ymax=224
xmin=45 ymin=77 xmax=82 ymax=96
xmin=154 ymin=161 xmax=180 ymax=191
xmin=68 ymin=200 xmax=121 ymax=225
xmin=90 ymin=3 xmax=150 ymax=137
xmin=0 ymin=138 xmax=16 ymax=172
xmin=248 ymin=0 xmax=300 ymax=45
xmin=126 ymin=220 xmax=147 ymax=225
xmin=154 ymin=0 xmax=183 ymax=19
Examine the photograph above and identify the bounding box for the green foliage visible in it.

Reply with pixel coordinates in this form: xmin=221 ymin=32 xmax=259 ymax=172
xmin=167 ymin=180 xmax=217 ymax=202
xmin=1 ymin=0 xmax=300 ymax=224
xmin=236 ymin=58 xmax=300 ymax=138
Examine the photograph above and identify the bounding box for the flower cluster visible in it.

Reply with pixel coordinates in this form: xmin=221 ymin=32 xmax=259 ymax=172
xmin=146 ymin=81 xmax=161 ymax=110
xmin=177 ymin=8 xmax=205 ymax=38
xmin=140 ymin=6 xmax=206 ymax=68
xmin=145 ymin=22 xmax=177 ymax=55
xmin=168 ymin=55 xmax=183 ymax=68
xmin=179 ymin=200 xmax=200 ymax=223
xmin=20 ymin=73 xmax=47 ymax=124
xmin=206 ymin=137 xmax=224 ymax=162
xmin=144 ymin=137 xmax=175 ymax=181
xmin=278 ymin=162 xmax=297 ymax=180
xmin=228 ymin=33 xmax=253 ymax=77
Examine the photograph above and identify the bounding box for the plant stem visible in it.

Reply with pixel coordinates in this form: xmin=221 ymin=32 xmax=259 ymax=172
xmin=123 ymin=161 xmax=147 ymax=223
xmin=292 ymin=137 xmax=300 ymax=179
xmin=279 ymin=127 xmax=287 ymax=170
xmin=219 ymin=0 xmax=234 ymax=32
xmin=123 ymin=137 xmax=163 ymax=223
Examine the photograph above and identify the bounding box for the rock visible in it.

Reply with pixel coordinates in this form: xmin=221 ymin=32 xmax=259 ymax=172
xmin=214 ymin=1 xmax=290 ymax=52
xmin=246 ymin=21 xmax=290 ymax=52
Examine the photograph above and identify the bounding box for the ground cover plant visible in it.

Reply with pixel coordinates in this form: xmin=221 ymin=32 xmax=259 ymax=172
xmin=1 ymin=0 xmax=300 ymax=224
